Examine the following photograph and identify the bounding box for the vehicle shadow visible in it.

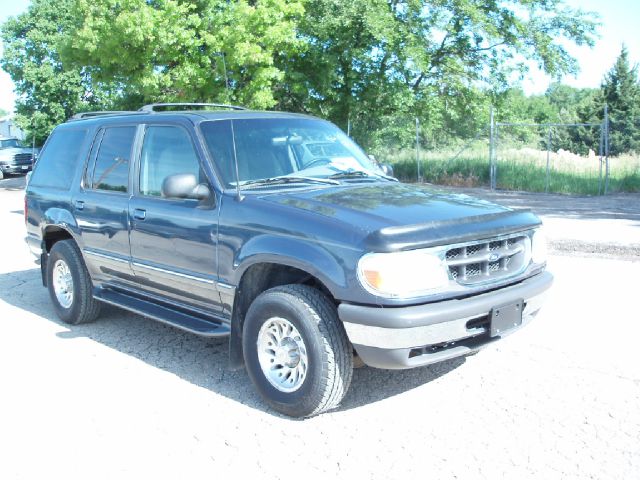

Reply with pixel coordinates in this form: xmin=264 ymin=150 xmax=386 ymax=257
xmin=0 ymin=267 xmax=466 ymax=417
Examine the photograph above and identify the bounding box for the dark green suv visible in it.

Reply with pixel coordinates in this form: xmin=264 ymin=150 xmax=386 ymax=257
xmin=25 ymin=104 xmax=552 ymax=417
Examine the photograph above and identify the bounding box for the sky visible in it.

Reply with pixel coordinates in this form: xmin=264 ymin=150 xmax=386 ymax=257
xmin=0 ymin=0 xmax=639 ymax=114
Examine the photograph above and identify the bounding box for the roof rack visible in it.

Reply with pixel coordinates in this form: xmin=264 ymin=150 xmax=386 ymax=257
xmin=138 ymin=103 xmax=247 ymax=112
xmin=71 ymin=111 xmax=138 ymax=119
xmin=70 ymin=111 xmax=141 ymax=120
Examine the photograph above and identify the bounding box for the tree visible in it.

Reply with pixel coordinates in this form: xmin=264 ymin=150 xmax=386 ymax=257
xmin=1 ymin=0 xmax=108 ymax=144
xmin=60 ymin=0 xmax=304 ymax=109
xmin=2 ymin=0 xmax=599 ymax=147
xmin=278 ymin=0 xmax=599 ymax=149
xmin=599 ymin=46 xmax=640 ymax=155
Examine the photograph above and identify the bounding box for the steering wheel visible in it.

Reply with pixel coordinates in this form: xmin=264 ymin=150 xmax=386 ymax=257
xmin=303 ymin=157 xmax=332 ymax=169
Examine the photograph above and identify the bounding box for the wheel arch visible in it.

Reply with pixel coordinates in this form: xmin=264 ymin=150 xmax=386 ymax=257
xmin=228 ymin=260 xmax=338 ymax=370
xmin=39 ymin=224 xmax=79 ymax=286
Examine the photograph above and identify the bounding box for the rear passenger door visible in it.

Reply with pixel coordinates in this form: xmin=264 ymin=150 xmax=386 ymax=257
xmin=128 ymin=124 xmax=223 ymax=313
xmin=73 ymin=125 xmax=137 ymax=285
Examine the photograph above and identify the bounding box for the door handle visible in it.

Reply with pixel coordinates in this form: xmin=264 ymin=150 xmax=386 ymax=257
xmin=133 ymin=208 xmax=146 ymax=220
xmin=74 ymin=200 xmax=84 ymax=210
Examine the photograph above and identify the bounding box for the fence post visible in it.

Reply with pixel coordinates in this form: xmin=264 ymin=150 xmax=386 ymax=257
xmin=598 ymin=124 xmax=604 ymax=195
xmin=545 ymin=128 xmax=552 ymax=193
xmin=604 ymin=104 xmax=610 ymax=194
xmin=489 ymin=107 xmax=495 ymax=190
xmin=415 ymin=117 xmax=421 ymax=182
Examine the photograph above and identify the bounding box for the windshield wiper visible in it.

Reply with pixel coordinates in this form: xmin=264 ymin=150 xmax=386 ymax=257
xmin=239 ymin=175 xmax=339 ymax=188
xmin=328 ymin=170 xmax=397 ymax=181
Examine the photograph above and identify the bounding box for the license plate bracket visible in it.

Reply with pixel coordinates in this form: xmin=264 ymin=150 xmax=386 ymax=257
xmin=21 ymin=165 xmax=28 ymax=170
xmin=490 ymin=299 xmax=524 ymax=337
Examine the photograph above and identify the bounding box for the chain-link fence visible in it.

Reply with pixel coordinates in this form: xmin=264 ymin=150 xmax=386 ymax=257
xmin=490 ymin=107 xmax=609 ymax=195
xmin=348 ymin=105 xmax=637 ymax=195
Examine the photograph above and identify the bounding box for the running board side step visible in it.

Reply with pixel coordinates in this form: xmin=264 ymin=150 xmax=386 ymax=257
xmin=95 ymin=288 xmax=231 ymax=337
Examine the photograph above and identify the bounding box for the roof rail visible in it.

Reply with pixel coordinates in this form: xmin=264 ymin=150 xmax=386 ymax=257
xmin=138 ymin=103 xmax=247 ymax=112
xmin=70 ymin=111 xmax=141 ymax=120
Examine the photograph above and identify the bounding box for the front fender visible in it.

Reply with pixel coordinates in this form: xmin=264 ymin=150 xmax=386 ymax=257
xmin=225 ymin=233 xmax=363 ymax=371
xmin=232 ymin=234 xmax=358 ymax=298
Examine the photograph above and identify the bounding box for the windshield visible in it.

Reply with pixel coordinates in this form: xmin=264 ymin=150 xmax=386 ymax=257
xmin=0 ymin=139 xmax=23 ymax=149
xmin=200 ymin=118 xmax=381 ymax=187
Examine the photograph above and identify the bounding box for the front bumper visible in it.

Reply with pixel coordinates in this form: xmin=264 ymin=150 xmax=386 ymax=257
xmin=1 ymin=163 xmax=32 ymax=174
xmin=338 ymin=271 xmax=553 ymax=369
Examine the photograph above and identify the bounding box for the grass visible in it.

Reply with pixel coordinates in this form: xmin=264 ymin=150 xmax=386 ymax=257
xmin=383 ymin=146 xmax=640 ymax=195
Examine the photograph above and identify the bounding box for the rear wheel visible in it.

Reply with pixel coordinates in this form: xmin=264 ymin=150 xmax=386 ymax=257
xmin=47 ymin=240 xmax=101 ymax=325
xmin=242 ymin=284 xmax=353 ymax=417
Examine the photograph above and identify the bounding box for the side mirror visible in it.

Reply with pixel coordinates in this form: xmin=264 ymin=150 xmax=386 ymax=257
xmin=161 ymin=173 xmax=211 ymax=201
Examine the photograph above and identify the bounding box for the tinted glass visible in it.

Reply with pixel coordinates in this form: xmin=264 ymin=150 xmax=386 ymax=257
xmin=198 ymin=120 xmax=235 ymax=185
xmin=200 ymin=118 xmax=376 ymax=187
xmin=0 ymin=139 xmax=23 ymax=148
xmin=91 ymin=127 xmax=136 ymax=192
xmin=29 ymin=128 xmax=88 ymax=190
xmin=139 ymin=126 xmax=203 ymax=197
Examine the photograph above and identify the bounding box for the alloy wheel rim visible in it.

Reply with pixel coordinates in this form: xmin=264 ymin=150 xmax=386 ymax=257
xmin=257 ymin=317 xmax=308 ymax=393
xmin=52 ymin=259 xmax=74 ymax=309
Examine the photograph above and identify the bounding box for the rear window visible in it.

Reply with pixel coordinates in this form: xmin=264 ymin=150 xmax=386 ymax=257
xmin=29 ymin=128 xmax=88 ymax=189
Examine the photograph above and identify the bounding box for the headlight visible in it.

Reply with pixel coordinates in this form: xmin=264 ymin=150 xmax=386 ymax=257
xmin=531 ymin=227 xmax=547 ymax=264
xmin=357 ymin=250 xmax=450 ymax=298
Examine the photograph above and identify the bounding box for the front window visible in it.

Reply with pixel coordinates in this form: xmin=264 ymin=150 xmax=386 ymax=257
xmin=200 ymin=118 xmax=381 ymax=187
xmin=139 ymin=126 xmax=203 ymax=197
xmin=0 ymin=139 xmax=23 ymax=149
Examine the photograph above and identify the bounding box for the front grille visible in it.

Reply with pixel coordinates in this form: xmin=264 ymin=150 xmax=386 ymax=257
xmin=13 ymin=153 xmax=34 ymax=165
xmin=445 ymin=234 xmax=528 ymax=285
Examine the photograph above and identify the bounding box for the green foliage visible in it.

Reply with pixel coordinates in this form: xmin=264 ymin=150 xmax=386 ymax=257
xmin=280 ymin=0 xmax=598 ymax=150
xmin=1 ymin=0 xmax=599 ymax=147
xmin=60 ymin=0 xmax=304 ymax=109
xmin=599 ymin=46 xmax=640 ymax=155
xmin=389 ymin=151 xmax=640 ymax=195
xmin=0 ymin=0 xmax=109 ymax=144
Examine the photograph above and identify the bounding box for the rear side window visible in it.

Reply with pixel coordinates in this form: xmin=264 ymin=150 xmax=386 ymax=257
xmin=29 ymin=128 xmax=88 ymax=190
xmin=90 ymin=126 xmax=136 ymax=192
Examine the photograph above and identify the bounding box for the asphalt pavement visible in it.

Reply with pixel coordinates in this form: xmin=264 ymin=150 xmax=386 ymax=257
xmin=0 ymin=179 xmax=638 ymax=479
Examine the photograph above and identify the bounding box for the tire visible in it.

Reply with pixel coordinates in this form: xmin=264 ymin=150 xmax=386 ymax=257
xmin=47 ymin=240 xmax=101 ymax=325
xmin=242 ymin=284 xmax=353 ymax=417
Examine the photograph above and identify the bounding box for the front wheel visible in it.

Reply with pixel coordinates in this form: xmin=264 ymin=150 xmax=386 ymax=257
xmin=242 ymin=285 xmax=353 ymax=417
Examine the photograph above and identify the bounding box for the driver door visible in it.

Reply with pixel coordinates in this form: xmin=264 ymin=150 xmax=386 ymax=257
xmin=128 ymin=124 xmax=223 ymax=314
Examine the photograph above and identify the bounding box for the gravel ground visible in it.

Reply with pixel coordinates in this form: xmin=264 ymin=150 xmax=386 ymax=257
xmin=454 ymin=187 xmax=640 ymax=260
xmin=1 ymin=179 xmax=639 ymax=479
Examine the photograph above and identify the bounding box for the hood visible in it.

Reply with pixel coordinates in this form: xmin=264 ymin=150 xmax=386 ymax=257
xmin=262 ymin=182 xmax=541 ymax=251
xmin=0 ymin=147 xmax=35 ymax=160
